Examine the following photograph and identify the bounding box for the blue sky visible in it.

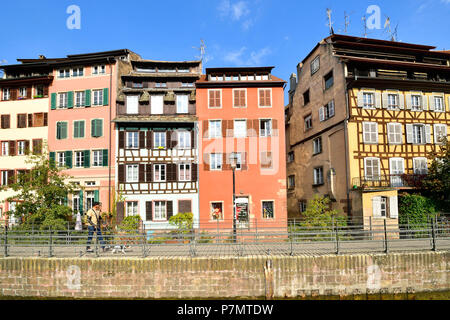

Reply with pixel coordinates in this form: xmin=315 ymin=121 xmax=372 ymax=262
xmin=1 ymin=0 xmax=449 ymax=96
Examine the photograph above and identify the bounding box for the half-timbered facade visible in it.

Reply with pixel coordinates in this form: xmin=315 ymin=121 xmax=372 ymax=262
xmin=286 ymin=34 xmax=450 ymax=229
xmin=114 ymin=60 xmax=201 ymax=229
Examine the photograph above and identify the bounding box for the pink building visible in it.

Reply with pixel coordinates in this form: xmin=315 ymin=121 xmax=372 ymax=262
xmin=46 ymin=50 xmax=140 ymax=215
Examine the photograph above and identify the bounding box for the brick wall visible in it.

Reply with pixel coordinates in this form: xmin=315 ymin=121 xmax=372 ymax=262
xmin=0 ymin=252 xmax=448 ymax=299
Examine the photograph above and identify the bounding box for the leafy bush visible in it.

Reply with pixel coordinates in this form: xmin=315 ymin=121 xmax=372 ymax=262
xmin=169 ymin=212 xmax=193 ymax=234
xmin=399 ymin=194 xmax=436 ymax=228
xmin=119 ymin=215 xmax=141 ymax=231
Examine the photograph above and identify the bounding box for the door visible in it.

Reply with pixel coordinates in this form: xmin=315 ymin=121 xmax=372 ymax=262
xmin=390 ymin=158 xmax=404 ymax=187
xmin=235 ymin=197 xmax=249 ymax=229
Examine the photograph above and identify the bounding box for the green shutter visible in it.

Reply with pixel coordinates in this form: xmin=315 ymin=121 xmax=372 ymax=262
xmin=62 ymin=122 xmax=68 ymax=139
xmin=94 ymin=190 xmax=99 ymax=203
xmin=91 ymin=119 xmax=96 ymax=137
xmin=91 ymin=119 xmax=102 ymax=137
xmin=49 ymin=152 xmax=56 ymax=167
xmin=65 ymin=151 xmax=73 ymax=168
xmin=51 ymin=93 xmax=57 ymax=110
xmin=63 ymin=195 xmax=68 ymax=206
xmin=56 ymin=122 xmax=61 ymax=139
xmin=84 ymin=150 xmax=90 ymax=168
xmin=68 ymin=91 xmax=74 ymax=109
xmin=79 ymin=190 xmax=84 ymax=214
xmin=97 ymin=119 xmax=103 ymax=137
xmin=85 ymin=90 xmax=91 ymax=107
xmin=103 ymin=88 xmax=109 ymax=106
xmin=102 ymin=149 xmax=109 ymax=167
xmin=74 ymin=121 xmax=79 ymax=138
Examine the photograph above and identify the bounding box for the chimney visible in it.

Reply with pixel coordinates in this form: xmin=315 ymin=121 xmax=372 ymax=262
xmin=39 ymin=55 xmax=46 ymax=60
xmin=289 ymin=73 xmax=297 ymax=93
xmin=296 ymin=62 xmax=303 ymax=80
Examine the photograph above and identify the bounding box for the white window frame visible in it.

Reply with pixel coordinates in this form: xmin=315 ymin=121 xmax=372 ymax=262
xmin=433 ymin=96 xmax=445 ymax=112
xmin=231 ymin=152 xmax=242 ymax=170
xmin=413 ymin=124 xmax=425 ymax=144
xmin=2 ymin=88 xmax=10 ymax=101
xmin=17 ymin=141 xmax=26 ymax=156
xmin=126 ymin=132 xmax=139 ymax=149
xmin=411 ymin=95 xmax=423 ymax=111
xmin=209 ymin=120 xmax=222 ymax=139
xmin=364 ymin=157 xmax=381 ymax=181
xmin=75 ymin=91 xmax=86 ymax=107
xmin=413 ymin=157 xmax=428 ymax=175
xmin=154 ymin=132 xmax=166 ymax=149
xmin=1 ymin=142 xmax=9 ymax=156
xmin=151 ymin=95 xmax=164 ymax=114
xmin=363 ymin=122 xmax=378 ymax=144
xmin=126 ymin=164 xmax=139 ymax=182
xmin=311 ymin=56 xmax=320 ymax=75
xmin=154 ymin=164 xmax=166 ymax=182
xmin=210 ymin=153 xmax=222 ymax=171
xmin=434 ymin=124 xmax=447 ymax=144
xmin=126 ymin=201 xmax=139 ymax=217
xmin=363 ymin=92 xmax=375 ymax=109
xmin=389 ymin=157 xmax=405 ymax=187
xmin=260 ymin=119 xmax=272 ymax=137
xmin=262 ymin=200 xmax=275 ymax=219
xmin=387 ymin=123 xmax=402 ymax=145
xmin=233 ymin=119 xmax=247 ymax=138
xmin=92 ymin=150 xmax=103 ymax=167
xmin=1 ymin=171 xmax=8 ymax=186
xmin=92 ymin=89 xmax=103 ymax=106
xmin=177 ymin=131 xmax=191 ymax=149
xmin=178 ymin=163 xmax=191 ymax=181
xmin=58 ymin=69 xmax=70 ymax=79
xmin=313 ymin=137 xmax=322 ymax=155
xmin=153 ymin=201 xmax=167 ymax=221
xmin=313 ymin=167 xmax=324 ymax=185
xmin=126 ymin=95 xmax=139 ymax=114
xmin=176 ymin=94 xmax=189 ymax=114
xmin=58 ymin=92 xmax=68 ymax=108
xmin=72 ymin=67 xmax=84 ymax=77
xmin=75 ymin=151 xmax=84 ymax=168
xmin=57 ymin=152 xmax=66 ymax=168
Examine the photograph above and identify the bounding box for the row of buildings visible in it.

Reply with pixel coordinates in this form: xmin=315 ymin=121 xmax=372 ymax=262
xmin=0 ymin=34 xmax=449 ymax=231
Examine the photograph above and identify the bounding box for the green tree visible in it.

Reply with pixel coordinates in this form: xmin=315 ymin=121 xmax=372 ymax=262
xmin=422 ymin=138 xmax=450 ymax=211
xmin=169 ymin=212 xmax=194 ymax=234
xmin=398 ymin=193 xmax=436 ymax=228
xmin=4 ymin=149 xmax=77 ymax=230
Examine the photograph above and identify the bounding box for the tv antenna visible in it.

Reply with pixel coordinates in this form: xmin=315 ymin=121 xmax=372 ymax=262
xmin=193 ymin=39 xmax=207 ymax=62
xmin=326 ymin=8 xmax=334 ymax=35
xmin=383 ymin=16 xmax=399 ymax=41
xmin=362 ymin=15 xmax=369 ymax=38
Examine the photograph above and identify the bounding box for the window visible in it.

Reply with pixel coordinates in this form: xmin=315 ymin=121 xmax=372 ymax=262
xmin=287 ymin=151 xmax=295 ymax=163
xmin=126 ymin=202 xmax=139 ymax=216
xmin=387 ymin=94 xmax=399 ymax=110
xmin=132 ymin=82 xmax=143 ymax=88
xmin=260 ymin=119 xmax=272 ymax=137
xmin=126 ymin=132 xmax=139 ymax=149
xmin=304 ymin=115 xmax=312 ymax=131
xmin=1 ymin=142 xmax=9 ymax=156
xmin=75 ymin=91 xmax=86 ymax=107
xmin=411 ymin=95 xmax=422 ymax=111
xmin=59 ymin=92 xmax=68 ymax=108
xmin=17 ymin=114 xmax=27 ymax=128
xmin=72 ymin=67 xmax=84 ymax=77
xmin=387 ymin=123 xmax=402 ymax=144
xmin=1 ymin=171 xmax=8 ymax=186
xmin=91 ymin=119 xmax=103 ymax=138
xmin=93 ymin=65 xmax=106 ymax=75
xmin=57 ymin=152 xmax=66 ymax=167
xmin=92 ymin=90 xmax=103 ymax=106
xmin=261 ymin=152 xmax=273 ymax=169
xmin=177 ymin=131 xmax=191 ymax=149
xmin=154 ymin=132 xmax=166 ymax=149
xmin=208 ymin=90 xmax=221 ymax=108
xmin=209 ymin=120 xmax=222 ymax=138
xmin=363 ymin=92 xmax=375 ymax=109
xmin=259 ymin=89 xmax=271 ymax=107
xmin=86 ymin=191 xmax=95 ymax=212
xmin=176 ymin=95 xmax=189 ymax=114
xmin=35 ymin=85 xmax=44 ymax=97
xmin=2 ymin=88 xmax=10 ymax=101
xmin=313 ymin=167 xmax=324 ymax=185
xmin=154 ymin=201 xmax=167 ymax=221
xmin=75 ymin=151 xmax=85 ymax=168
xmin=73 ymin=120 xmax=85 ymax=138
xmin=56 ymin=122 xmax=68 ymax=140
xmin=324 ymin=71 xmax=334 ymax=90
xmin=92 ymin=150 xmax=103 ymax=167
xmin=413 ymin=158 xmax=428 ymax=175
xmin=413 ymin=125 xmax=425 ymax=144
xmin=181 ymin=82 xmax=194 ymax=88
xmin=390 ymin=158 xmax=405 ymax=187
xmin=126 ymin=95 xmax=139 ymax=114
xmin=0 ymin=115 xmax=10 ymax=129
xmin=311 ymin=56 xmax=320 ymax=75
xmin=154 ymin=164 xmax=166 ymax=182
xmin=299 ymin=200 xmax=307 ymax=213
xmin=32 ymin=139 xmax=42 ymax=155
xmin=363 ymin=122 xmax=378 ymax=144
xmin=59 ymin=69 xmax=70 ymax=78
xmin=364 ymin=158 xmax=381 ymax=180
xmin=33 ymin=113 xmax=45 ymax=127
xmin=319 ymin=100 xmax=335 ymax=121
xmin=179 ymin=164 xmax=191 ymax=181
xmin=313 ymin=137 xmax=322 ymax=155
xmin=234 ymin=120 xmax=247 ymax=138
xmin=211 ymin=202 xmax=223 ymax=220
xmin=210 ymin=154 xmax=222 ymax=171
xmin=155 ymin=82 xmax=167 ymax=88
xmin=72 ymin=193 xmax=80 ymax=214
xmin=303 ymin=90 xmax=310 ymax=106
xmin=433 ymin=96 xmax=445 ymax=112
xmin=126 ymin=164 xmax=139 ymax=182
xmin=17 ymin=141 xmax=26 ymax=156
xmin=262 ymin=201 xmax=274 ymax=219
xmin=151 ymin=95 xmax=164 ymax=114
xmin=380 ymin=197 xmax=388 ymax=217
xmin=233 ymin=89 xmax=246 ymax=107
xmin=434 ymin=124 xmax=447 ymax=144
xmin=231 ymin=152 xmax=242 ymax=170
xmin=288 ymin=175 xmax=295 ymax=189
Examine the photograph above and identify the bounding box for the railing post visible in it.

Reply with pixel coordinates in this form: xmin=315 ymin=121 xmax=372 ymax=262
xmin=4 ymin=226 xmax=8 ymax=257
xmin=335 ymin=224 xmax=340 ymax=255
xmin=142 ymin=232 xmax=147 ymax=258
xmin=289 ymin=228 xmax=294 ymax=256
xmin=369 ymin=216 xmax=373 ymax=241
xmin=431 ymin=216 xmax=436 ymax=252
xmin=384 ymin=219 xmax=389 ymax=254
xmin=49 ymin=226 xmax=53 ymax=258
xmin=255 ymin=218 xmax=258 ymax=243
xmin=95 ymin=232 xmax=99 ymax=257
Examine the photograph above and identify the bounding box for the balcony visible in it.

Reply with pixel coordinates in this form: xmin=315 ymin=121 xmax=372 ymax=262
xmin=352 ymin=174 xmax=427 ymax=190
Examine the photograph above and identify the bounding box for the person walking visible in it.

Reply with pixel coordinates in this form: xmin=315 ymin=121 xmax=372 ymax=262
xmin=85 ymin=202 xmax=108 ymax=252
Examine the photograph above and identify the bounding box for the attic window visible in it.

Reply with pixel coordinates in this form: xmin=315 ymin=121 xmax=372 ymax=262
xmin=178 ymin=69 xmax=189 ymax=73
xmin=136 ymin=68 xmax=156 ymax=73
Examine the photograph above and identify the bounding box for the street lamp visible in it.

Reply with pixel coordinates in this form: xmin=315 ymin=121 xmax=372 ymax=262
xmin=230 ymin=153 xmax=238 ymax=243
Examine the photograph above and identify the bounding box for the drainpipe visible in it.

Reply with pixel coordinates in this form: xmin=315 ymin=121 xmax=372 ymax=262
xmin=344 ymin=76 xmax=353 ymax=222
xmin=107 ymin=57 xmax=114 ymax=214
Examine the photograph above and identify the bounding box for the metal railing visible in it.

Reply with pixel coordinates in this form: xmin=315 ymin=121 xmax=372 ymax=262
xmin=1 ymin=218 xmax=449 ymax=258
xmin=352 ymin=174 xmax=426 ymax=189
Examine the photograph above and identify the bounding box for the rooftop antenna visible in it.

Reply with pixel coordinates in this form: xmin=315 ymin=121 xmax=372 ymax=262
xmin=383 ymin=16 xmax=399 ymax=41
xmin=344 ymin=11 xmax=350 ymax=34
xmin=326 ymin=8 xmax=334 ymax=35
xmin=192 ymin=39 xmax=207 ymax=62
xmin=362 ymin=15 xmax=369 ymax=38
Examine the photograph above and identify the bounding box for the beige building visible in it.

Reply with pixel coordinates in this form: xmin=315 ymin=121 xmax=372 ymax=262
xmin=0 ymin=61 xmax=52 ymax=225
xmin=286 ymin=34 xmax=450 ymax=229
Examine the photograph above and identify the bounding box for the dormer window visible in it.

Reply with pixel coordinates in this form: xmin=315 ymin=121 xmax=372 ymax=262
xmin=72 ymin=67 xmax=84 ymax=77
xmin=93 ymin=65 xmax=106 ymax=75
xmin=58 ymin=69 xmax=70 ymax=78
xmin=155 ymin=82 xmax=167 ymax=88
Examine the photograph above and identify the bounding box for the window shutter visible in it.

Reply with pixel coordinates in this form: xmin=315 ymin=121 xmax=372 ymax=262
xmin=146 ymin=131 xmax=153 ymax=149
xmin=94 ymin=190 xmax=99 ymax=203
xmin=203 ymin=153 xmax=210 ymax=171
xmin=102 ymin=149 xmax=108 ymax=167
xmin=118 ymin=164 xmax=125 ymax=183
xmin=329 ymin=101 xmax=335 ymax=117
xmin=62 ymin=122 xmax=68 ymax=139
xmin=167 ymin=201 xmax=173 ymax=220
xmin=139 ymin=131 xmax=146 ymax=149
xmin=78 ymin=190 xmax=84 ymax=214
xmin=357 ymin=91 xmax=364 ymax=107
xmin=28 ymin=114 xmax=33 ymax=127
xmin=422 ymin=95 xmax=428 ymax=110
xmin=116 ymin=202 xmax=124 ymax=225
xmin=170 ymin=131 xmax=178 ymax=149
xmin=168 ymin=164 xmax=177 ymax=182
xmin=51 ymin=93 xmax=57 ymax=110
xmin=389 ymin=196 xmax=398 ymax=219
xmin=405 ymin=94 xmax=412 ymax=110
xmin=382 ymin=92 xmax=389 ymax=108
xmin=85 ymin=90 xmax=91 ymax=107
xmin=190 ymin=130 xmax=195 ymax=149
xmin=425 ymin=125 xmax=432 ymax=144
xmin=49 ymin=152 xmax=56 ymax=166
xmin=139 ymin=164 xmax=145 ymax=183
xmin=429 ymin=95 xmax=435 ymax=111
xmin=67 ymin=91 xmax=74 ymax=109
xmin=266 ymin=89 xmax=271 ymax=106
xmin=7 ymin=170 xmax=15 ymax=185
xmin=146 ymin=164 xmax=152 ymax=182
xmin=91 ymin=119 xmax=97 ymax=137
xmin=209 ymin=90 xmax=215 ymax=107
xmin=398 ymin=94 xmax=405 ymax=110
xmin=74 ymin=121 xmax=79 ymax=138
xmin=103 ymin=88 xmax=109 ymax=106
xmin=65 ymin=151 xmax=73 ymax=168
xmin=43 ymin=113 xmax=48 ymax=127
xmin=241 ymin=152 xmax=248 ymax=171
xmin=375 ymin=92 xmax=382 ymax=109
xmin=253 ymin=119 xmax=260 ymax=137
xmin=406 ymin=124 xmax=413 ymax=143
xmin=146 ymin=201 xmax=153 ymax=221
xmin=259 ymin=89 xmax=264 ymax=107
xmin=191 ymin=164 xmax=198 ymax=182
xmin=166 ymin=131 xmax=172 ymax=149
xmin=119 ymin=131 xmax=125 ymax=149
xmin=83 ymin=150 xmax=90 ymax=168
xmin=203 ymin=120 xmax=209 ymax=138
xmin=372 ymin=197 xmax=381 ymax=218
xmin=24 ymin=140 xmax=30 ymax=155
xmin=319 ymin=107 xmax=325 ymax=122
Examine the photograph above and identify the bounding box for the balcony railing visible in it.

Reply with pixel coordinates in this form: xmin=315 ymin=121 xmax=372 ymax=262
xmin=352 ymin=174 xmax=427 ymax=190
